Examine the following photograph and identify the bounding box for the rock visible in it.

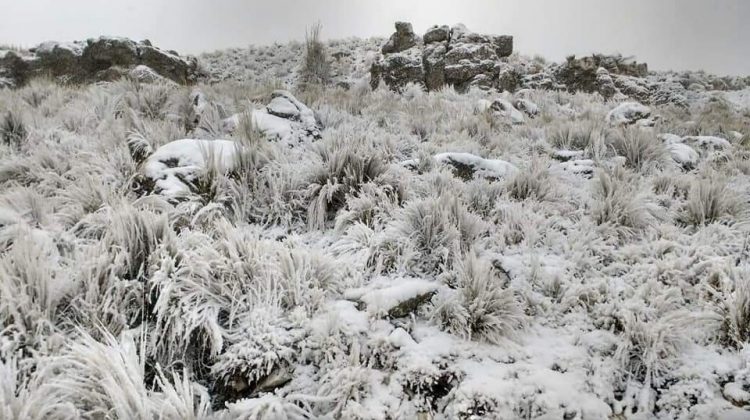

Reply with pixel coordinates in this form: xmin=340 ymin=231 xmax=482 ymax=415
xmin=138 ymin=139 xmax=238 ymax=198
xmin=138 ymin=44 xmax=198 ymax=84
xmin=81 ymin=37 xmax=140 ymax=71
xmin=381 ymin=21 xmax=418 ymax=54
xmin=556 ymin=54 xmax=648 ymax=94
xmin=596 ymin=67 xmax=618 ymax=99
xmin=371 ymin=22 xmax=513 ymax=92
xmin=128 ymin=65 xmax=172 ymax=84
xmin=267 ymin=96 xmax=299 ymax=119
xmin=666 ymin=142 xmax=699 ymax=169
xmin=250 ymin=366 xmax=293 ymax=397
xmin=559 ymin=159 xmax=595 ymax=178
xmin=0 ymin=36 xmax=201 ymax=87
xmin=723 ymin=382 xmax=750 ymax=406
xmin=513 ymin=98 xmax=539 ymax=118
xmin=552 ymin=149 xmax=585 ymax=162
xmin=353 ymin=278 xmax=439 ymax=318
xmin=370 ymin=48 xmax=424 ymax=91
xmin=606 ymin=102 xmax=651 ymax=125
xmin=497 ymin=63 xmax=520 ymax=92
xmin=434 ymin=152 xmax=517 ymax=181
xmin=490 ymin=98 xmax=525 ymax=124
xmin=423 ymin=43 xmax=447 ymax=91
xmin=490 ymin=35 xmax=513 ymax=58
xmin=223 ymin=90 xmax=321 ymax=143
xmin=682 ymin=135 xmax=731 ymax=151
xmin=424 ymin=25 xmax=450 ymax=44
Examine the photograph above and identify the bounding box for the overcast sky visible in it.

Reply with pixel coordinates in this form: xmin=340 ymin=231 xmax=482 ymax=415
xmin=1 ymin=0 xmax=748 ymax=75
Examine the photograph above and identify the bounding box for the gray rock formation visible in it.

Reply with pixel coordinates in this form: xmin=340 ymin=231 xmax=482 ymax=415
xmin=0 ymin=37 xmax=201 ymax=87
xmin=371 ymin=22 xmax=514 ymax=92
xmin=381 ymin=22 xmax=419 ymax=54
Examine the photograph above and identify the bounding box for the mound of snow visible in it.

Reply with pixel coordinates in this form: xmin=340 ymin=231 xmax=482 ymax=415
xmin=141 ymin=139 xmax=237 ymax=197
xmin=606 ymin=101 xmax=651 ymax=125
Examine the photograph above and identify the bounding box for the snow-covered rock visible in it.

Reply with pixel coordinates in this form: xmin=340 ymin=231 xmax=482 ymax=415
xmin=513 ymin=98 xmax=539 ymax=118
xmin=660 ymin=134 xmax=699 ymax=169
xmin=128 ymin=65 xmax=173 ymax=84
xmin=682 ymin=135 xmax=731 ymax=151
xmin=606 ymin=101 xmax=652 ymax=125
xmin=558 ymin=159 xmax=595 ymax=177
xmin=222 ymin=90 xmax=322 ymax=143
xmin=140 ymin=139 xmax=237 ymax=197
xmin=490 ymin=98 xmax=525 ymax=124
xmin=723 ymin=382 xmax=750 ymax=406
xmin=347 ymin=278 xmax=439 ymax=318
xmin=434 ymin=152 xmax=518 ymax=181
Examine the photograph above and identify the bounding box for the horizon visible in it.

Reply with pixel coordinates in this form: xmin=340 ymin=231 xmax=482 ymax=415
xmin=1 ymin=0 xmax=749 ymax=77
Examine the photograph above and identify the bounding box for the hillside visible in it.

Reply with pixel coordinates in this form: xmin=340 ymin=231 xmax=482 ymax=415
xmin=1 ymin=22 xmax=750 ymax=420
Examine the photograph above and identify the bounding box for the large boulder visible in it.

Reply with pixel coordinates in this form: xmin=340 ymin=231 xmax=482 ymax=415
xmin=423 ymin=25 xmax=450 ymax=44
xmin=381 ymin=21 xmax=419 ymax=54
xmin=370 ymin=48 xmax=424 ymax=91
xmin=371 ymin=22 xmax=513 ymax=92
xmin=0 ymin=37 xmax=201 ymax=87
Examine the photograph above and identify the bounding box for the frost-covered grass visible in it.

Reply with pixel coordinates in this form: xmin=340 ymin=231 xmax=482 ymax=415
xmin=1 ymin=38 xmax=750 ymax=419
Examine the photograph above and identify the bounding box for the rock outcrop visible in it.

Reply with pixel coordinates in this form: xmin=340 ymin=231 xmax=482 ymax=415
xmin=0 ymin=37 xmax=201 ymax=87
xmin=371 ymin=22 xmax=514 ymax=92
xmin=381 ymin=21 xmax=419 ymax=54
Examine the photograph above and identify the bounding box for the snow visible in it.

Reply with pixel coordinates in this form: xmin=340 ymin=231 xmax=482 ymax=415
xmin=434 ymin=152 xmax=518 ymax=179
xmin=142 ymin=139 xmax=237 ymax=197
xmin=606 ymin=101 xmax=651 ymax=125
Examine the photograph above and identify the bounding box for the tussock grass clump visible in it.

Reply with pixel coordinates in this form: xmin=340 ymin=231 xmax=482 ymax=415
xmin=299 ymin=22 xmax=331 ymax=89
xmin=1 ymin=110 xmax=27 ymax=147
xmin=387 ymin=195 xmax=487 ymax=274
xmin=680 ymin=174 xmax=744 ymax=226
xmin=592 ymin=167 xmax=655 ymax=237
xmin=606 ymin=127 xmax=667 ymax=171
xmin=306 ymin=135 xmax=391 ymax=230
xmin=548 ymin=121 xmax=600 ymax=151
xmin=505 ymin=160 xmax=554 ymax=201
xmin=432 ymin=252 xmax=524 ymax=344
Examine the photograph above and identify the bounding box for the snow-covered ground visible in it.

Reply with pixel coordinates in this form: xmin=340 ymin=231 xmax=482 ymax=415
xmin=1 ymin=38 xmax=750 ymax=420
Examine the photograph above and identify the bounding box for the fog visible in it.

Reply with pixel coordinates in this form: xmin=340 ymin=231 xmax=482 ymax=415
xmin=1 ymin=0 xmax=748 ymax=75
